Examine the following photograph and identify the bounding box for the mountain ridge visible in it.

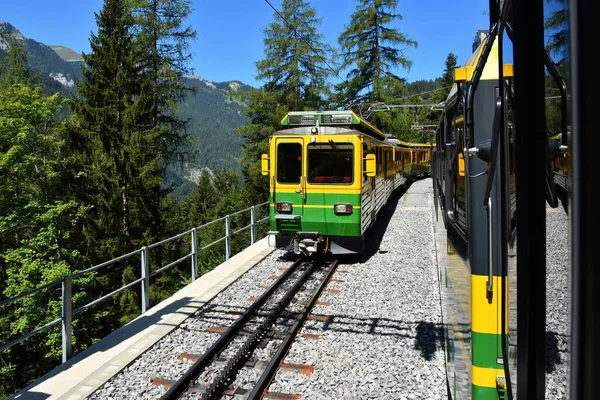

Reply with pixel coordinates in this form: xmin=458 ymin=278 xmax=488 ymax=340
xmin=0 ymin=21 xmax=252 ymax=196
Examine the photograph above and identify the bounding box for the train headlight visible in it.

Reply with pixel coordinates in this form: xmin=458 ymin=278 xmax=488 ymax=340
xmin=334 ymin=203 xmax=352 ymax=215
xmin=276 ymin=202 xmax=292 ymax=213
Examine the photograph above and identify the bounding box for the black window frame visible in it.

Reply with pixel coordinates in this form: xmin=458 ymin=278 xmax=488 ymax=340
xmin=276 ymin=142 xmax=303 ymax=184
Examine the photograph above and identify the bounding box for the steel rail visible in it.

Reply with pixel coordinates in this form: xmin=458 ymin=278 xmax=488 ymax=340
xmin=247 ymin=258 xmax=340 ymax=400
xmin=202 ymin=258 xmax=322 ymax=400
xmin=160 ymin=256 xmax=306 ymax=400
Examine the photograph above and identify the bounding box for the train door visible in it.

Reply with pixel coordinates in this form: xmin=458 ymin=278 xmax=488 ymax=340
xmin=274 ymin=137 xmax=305 ymax=223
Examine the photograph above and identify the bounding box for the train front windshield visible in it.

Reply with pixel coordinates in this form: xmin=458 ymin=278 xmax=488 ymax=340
xmin=307 ymin=142 xmax=353 ymax=184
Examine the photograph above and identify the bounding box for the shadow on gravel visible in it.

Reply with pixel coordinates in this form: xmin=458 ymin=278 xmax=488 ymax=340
xmin=306 ymin=313 xmax=444 ymax=361
xmin=341 ymin=182 xmax=413 ymax=265
xmin=415 ymin=321 xmax=445 ymax=360
xmin=546 ymin=330 xmax=564 ymax=373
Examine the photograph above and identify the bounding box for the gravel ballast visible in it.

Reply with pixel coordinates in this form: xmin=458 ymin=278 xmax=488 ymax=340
xmin=266 ymin=178 xmax=447 ymax=399
xmin=87 ymin=177 xmax=570 ymax=399
xmin=88 ymin=178 xmax=447 ymax=400
xmin=545 ymin=203 xmax=570 ymax=399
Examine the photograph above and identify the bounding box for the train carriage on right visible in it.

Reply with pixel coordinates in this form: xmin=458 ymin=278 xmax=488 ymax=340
xmin=432 ymin=32 xmax=517 ymax=400
xmin=432 ymin=22 xmax=571 ymax=399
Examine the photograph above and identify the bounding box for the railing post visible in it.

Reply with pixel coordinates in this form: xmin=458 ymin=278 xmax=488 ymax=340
xmin=225 ymin=215 xmax=231 ymax=260
xmin=141 ymin=246 xmax=150 ymax=313
xmin=250 ymin=206 xmax=256 ymax=245
xmin=61 ymin=275 xmax=73 ymax=363
xmin=191 ymin=228 xmax=198 ymax=281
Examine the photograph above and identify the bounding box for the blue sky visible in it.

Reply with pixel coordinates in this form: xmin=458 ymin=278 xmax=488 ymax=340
xmin=3 ymin=0 xmax=496 ymax=87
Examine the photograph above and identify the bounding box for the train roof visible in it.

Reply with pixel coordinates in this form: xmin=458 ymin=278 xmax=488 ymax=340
xmin=445 ymin=33 xmax=514 ymax=102
xmin=280 ymin=110 xmax=386 ymax=141
xmin=277 ymin=110 xmax=432 ymax=149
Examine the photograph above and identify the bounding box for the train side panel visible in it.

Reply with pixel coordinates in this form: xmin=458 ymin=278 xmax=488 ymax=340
xmin=434 ymin=35 xmax=515 ymax=399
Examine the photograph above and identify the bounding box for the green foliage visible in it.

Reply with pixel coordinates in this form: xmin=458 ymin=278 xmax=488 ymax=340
xmin=236 ymin=89 xmax=287 ymax=205
xmin=256 ymin=0 xmax=334 ymax=109
xmin=544 ymin=0 xmax=568 ymax=137
xmin=336 ymin=0 xmax=418 ymax=105
xmin=0 ymin=2 xmax=474 ymax=397
xmin=423 ymin=53 xmax=457 ymax=123
xmin=544 ymin=0 xmax=567 ymax=65
xmin=237 ymin=0 xmax=335 ymax=206
xmin=0 ymin=37 xmax=31 ymax=88
xmin=174 ymin=77 xmax=250 ymax=194
xmin=69 ymin=0 xmax=147 ymax=255
xmin=0 ymin=22 xmax=83 ymax=98
xmin=352 ymin=55 xmax=453 ymax=142
xmin=0 ymin=80 xmax=89 ymax=398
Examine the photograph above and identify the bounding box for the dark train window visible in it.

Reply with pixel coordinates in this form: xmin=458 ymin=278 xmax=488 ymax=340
xmin=307 ymin=142 xmax=353 ymax=184
xmin=277 ymin=142 xmax=302 ymax=184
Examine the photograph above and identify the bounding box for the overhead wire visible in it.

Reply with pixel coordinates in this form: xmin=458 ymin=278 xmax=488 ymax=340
xmin=263 ymin=0 xmax=454 ymax=108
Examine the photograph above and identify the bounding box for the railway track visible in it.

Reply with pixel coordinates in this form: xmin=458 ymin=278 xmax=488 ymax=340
xmin=154 ymin=256 xmax=339 ymax=400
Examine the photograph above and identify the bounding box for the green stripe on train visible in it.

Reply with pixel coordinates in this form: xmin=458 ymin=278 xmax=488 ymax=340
xmin=270 ymin=192 xmax=361 ymax=236
xmin=472 ymin=331 xmax=506 ymax=369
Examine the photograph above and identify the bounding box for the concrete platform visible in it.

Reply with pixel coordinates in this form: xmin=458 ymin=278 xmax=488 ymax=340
xmin=12 ymin=238 xmax=274 ymax=400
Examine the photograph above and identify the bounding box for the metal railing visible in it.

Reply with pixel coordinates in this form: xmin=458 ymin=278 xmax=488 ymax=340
xmin=0 ymin=201 xmax=269 ymax=363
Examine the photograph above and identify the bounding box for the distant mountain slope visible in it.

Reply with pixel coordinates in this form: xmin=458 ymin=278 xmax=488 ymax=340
xmin=0 ymin=21 xmax=253 ymax=197
xmin=50 ymin=45 xmax=84 ymax=62
xmin=171 ymin=76 xmax=250 ymax=196
xmin=0 ymin=21 xmax=83 ymax=96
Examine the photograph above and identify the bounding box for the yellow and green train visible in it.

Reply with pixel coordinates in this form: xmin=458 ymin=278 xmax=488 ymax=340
xmin=262 ymin=110 xmax=430 ymax=255
xmin=432 ymin=32 xmax=517 ymax=399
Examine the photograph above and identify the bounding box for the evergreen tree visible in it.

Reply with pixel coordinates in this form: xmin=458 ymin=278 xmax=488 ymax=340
xmin=0 ymin=37 xmax=30 ymax=88
xmin=425 ymin=53 xmax=457 ymax=121
xmin=128 ymin=0 xmax=197 ymax=243
xmin=189 ymin=170 xmax=217 ymax=226
xmin=256 ymin=0 xmax=334 ymax=109
xmin=237 ymin=0 xmax=334 ymax=206
xmin=69 ymin=0 xmax=143 ymax=255
xmin=236 ymin=89 xmax=287 ymax=205
xmin=337 ymin=0 xmax=418 ymax=105
xmin=545 ymin=0 xmax=567 ymax=65
xmin=0 ymin=43 xmax=89 ymax=398
xmin=544 ymin=0 xmax=567 ymax=136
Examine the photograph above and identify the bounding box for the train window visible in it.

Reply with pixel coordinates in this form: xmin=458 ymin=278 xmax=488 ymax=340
xmin=276 ymin=143 xmax=302 ymax=184
xmin=307 ymin=142 xmax=353 ymax=184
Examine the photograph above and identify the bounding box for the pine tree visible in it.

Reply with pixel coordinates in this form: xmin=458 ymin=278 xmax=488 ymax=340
xmin=237 ymin=0 xmax=334 ymax=206
xmin=256 ymin=0 xmax=334 ymax=109
xmin=337 ymin=0 xmax=418 ymax=105
xmin=128 ymin=0 xmax=197 ymax=243
xmin=426 ymin=53 xmax=457 ymax=121
xmin=189 ymin=170 xmax=217 ymax=226
xmin=69 ymin=0 xmax=143 ymax=254
xmin=236 ymin=89 xmax=288 ymax=205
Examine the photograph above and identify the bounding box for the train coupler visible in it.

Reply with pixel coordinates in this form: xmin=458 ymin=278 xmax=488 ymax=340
xmin=292 ymin=232 xmax=322 ymax=255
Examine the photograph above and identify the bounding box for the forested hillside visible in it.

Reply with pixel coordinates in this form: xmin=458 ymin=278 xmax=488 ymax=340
xmin=0 ymin=22 xmax=252 ymax=193
xmin=173 ymin=76 xmax=250 ymax=196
